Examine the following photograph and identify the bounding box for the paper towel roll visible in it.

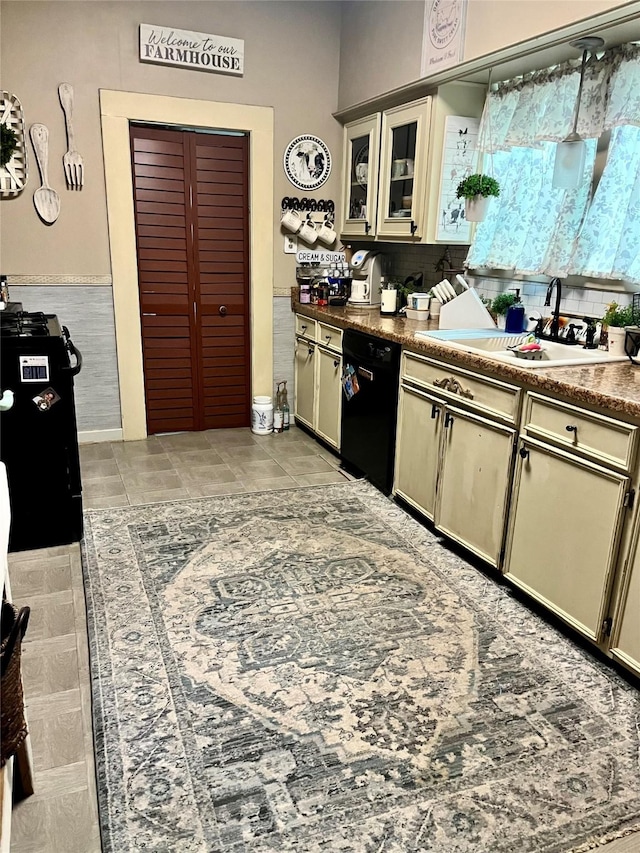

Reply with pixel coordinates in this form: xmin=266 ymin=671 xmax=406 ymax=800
xmin=380 ymin=290 xmax=398 ymax=315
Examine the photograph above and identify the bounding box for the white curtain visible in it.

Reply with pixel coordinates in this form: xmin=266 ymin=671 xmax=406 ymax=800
xmin=567 ymin=47 xmax=640 ymax=283
xmin=467 ymin=141 xmax=596 ymax=275
xmin=467 ymin=47 xmax=640 ymax=278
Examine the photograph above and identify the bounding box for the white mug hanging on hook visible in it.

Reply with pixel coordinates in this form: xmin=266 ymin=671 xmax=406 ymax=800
xmin=297 ymin=216 xmax=318 ymax=246
xmin=281 ymin=208 xmax=303 ymax=234
xmin=316 ymin=215 xmax=336 ymax=247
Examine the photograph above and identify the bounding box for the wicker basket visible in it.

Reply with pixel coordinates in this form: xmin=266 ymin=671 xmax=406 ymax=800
xmin=1 ymin=600 xmax=30 ymax=767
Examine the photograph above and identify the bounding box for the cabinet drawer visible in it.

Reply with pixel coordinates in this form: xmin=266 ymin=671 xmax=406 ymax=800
xmin=402 ymin=351 xmax=521 ymax=423
xmin=317 ymin=322 xmax=343 ymax=353
xmin=523 ymin=393 xmax=638 ymax=471
xmin=295 ymin=314 xmax=316 ymax=340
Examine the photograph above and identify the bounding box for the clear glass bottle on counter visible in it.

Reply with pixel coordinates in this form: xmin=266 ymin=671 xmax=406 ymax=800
xmin=299 ymin=283 xmax=311 ymax=304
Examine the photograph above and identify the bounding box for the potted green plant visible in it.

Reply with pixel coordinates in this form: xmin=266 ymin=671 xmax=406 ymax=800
xmin=0 ymin=125 xmax=19 ymax=169
xmin=490 ymin=292 xmax=517 ymax=328
xmin=602 ymin=302 xmax=635 ymax=354
xmin=456 ymin=173 xmax=500 ymax=222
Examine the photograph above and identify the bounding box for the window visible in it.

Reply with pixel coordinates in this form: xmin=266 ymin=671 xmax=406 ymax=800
xmin=467 ymin=45 xmax=640 ymax=283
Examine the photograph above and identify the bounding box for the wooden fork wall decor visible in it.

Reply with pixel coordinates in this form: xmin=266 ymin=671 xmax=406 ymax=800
xmin=58 ymin=83 xmax=84 ymax=189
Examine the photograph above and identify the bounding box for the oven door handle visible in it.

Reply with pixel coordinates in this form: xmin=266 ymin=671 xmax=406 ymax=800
xmin=62 ymin=327 xmax=83 ymax=376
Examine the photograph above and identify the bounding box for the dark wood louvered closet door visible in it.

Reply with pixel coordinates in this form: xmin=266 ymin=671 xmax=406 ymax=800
xmin=189 ymin=133 xmax=250 ymax=430
xmin=130 ymin=125 xmax=250 ymax=435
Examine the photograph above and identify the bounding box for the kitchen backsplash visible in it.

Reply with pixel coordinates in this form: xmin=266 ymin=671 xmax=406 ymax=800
xmin=470 ymin=277 xmax=634 ymax=321
xmin=350 ymin=241 xmax=634 ymax=320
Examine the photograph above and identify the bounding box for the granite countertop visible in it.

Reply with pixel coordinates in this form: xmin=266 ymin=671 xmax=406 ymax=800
xmin=292 ymin=299 xmax=640 ymax=421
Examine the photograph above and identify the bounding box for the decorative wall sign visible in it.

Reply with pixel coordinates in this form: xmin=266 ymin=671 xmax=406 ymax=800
xmin=435 ymin=115 xmax=480 ymax=242
xmin=0 ymin=91 xmax=28 ymax=197
xmin=283 ymin=135 xmax=331 ymax=191
xmin=139 ymin=24 xmax=244 ymax=76
xmin=421 ymin=0 xmax=468 ymax=75
xmin=296 ymin=251 xmax=346 ymax=264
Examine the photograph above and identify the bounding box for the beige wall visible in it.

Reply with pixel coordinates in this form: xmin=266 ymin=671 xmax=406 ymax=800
xmin=338 ymin=0 xmax=635 ymax=110
xmin=338 ymin=2 xmax=425 ymax=113
xmin=464 ymin=0 xmax=634 ymax=61
xmin=0 ymin=1 xmax=343 ymax=287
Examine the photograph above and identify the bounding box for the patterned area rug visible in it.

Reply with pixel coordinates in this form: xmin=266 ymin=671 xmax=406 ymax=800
xmin=82 ymin=481 xmax=640 ymax=853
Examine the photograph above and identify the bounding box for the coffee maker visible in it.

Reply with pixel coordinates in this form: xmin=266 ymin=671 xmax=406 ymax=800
xmin=348 ymin=250 xmax=384 ymax=306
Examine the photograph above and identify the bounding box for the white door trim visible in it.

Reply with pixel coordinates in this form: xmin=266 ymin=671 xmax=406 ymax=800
xmin=100 ymin=90 xmax=274 ymax=440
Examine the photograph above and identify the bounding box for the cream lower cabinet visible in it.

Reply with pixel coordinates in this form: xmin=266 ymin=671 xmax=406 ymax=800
xmin=395 ymin=377 xmax=516 ymax=567
xmin=504 ymin=392 xmax=638 ymax=646
xmin=395 ymin=385 xmax=442 ymax=520
xmin=504 ymin=438 xmax=630 ymax=643
xmin=610 ymin=520 xmax=640 ymax=675
xmin=294 ymin=338 xmax=316 ymax=429
xmin=436 ymin=405 xmax=516 ymax=566
xmin=294 ymin=317 xmax=343 ymax=449
xmin=315 ymin=347 xmax=342 ymax=449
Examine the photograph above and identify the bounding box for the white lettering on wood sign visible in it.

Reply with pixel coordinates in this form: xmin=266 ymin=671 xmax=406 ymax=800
xmin=139 ymin=24 xmax=244 ymax=76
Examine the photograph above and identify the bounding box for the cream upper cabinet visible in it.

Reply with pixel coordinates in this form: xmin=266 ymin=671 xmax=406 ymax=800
xmin=504 ymin=438 xmax=630 ymax=643
xmin=421 ymin=82 xmax=486 ymax=244
xmin=338 ymin=83 xmax=485 ymax=244
xmin=377 ymin=98 xmax=432 ymax=239
xmin=339 ymin=114 xmax=381 ymax=239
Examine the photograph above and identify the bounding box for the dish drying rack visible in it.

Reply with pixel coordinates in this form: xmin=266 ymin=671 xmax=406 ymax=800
xmin=435 ymin=275 xmax=496 ymax=330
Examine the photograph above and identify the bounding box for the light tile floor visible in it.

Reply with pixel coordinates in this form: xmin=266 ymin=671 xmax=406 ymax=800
xmin=7 ymin=426 xmax=347 ymax=852
xmin=6 ymin=427 xmax=640 ymax=852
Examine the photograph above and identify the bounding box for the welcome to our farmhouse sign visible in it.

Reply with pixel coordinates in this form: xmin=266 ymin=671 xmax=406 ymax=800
xmin=139 ymin=24 xmax=244 ymax=76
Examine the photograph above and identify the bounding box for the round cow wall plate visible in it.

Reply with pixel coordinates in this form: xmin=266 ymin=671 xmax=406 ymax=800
xmin=283 ymin=135 xmax=331 ymax=191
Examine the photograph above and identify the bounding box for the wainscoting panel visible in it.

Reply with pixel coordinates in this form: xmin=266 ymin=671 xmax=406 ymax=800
xmin=273 ymin=297 xmax=295 ymax=407
xmin=11 ymin=286 xmax=122 ymax=433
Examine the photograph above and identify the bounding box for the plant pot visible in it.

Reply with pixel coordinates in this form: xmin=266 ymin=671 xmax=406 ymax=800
xmin=465 ymin=195 xmax=491 ymax=222
xmin=606 ymin=326 xmax=627 ymax=355
xmin=496 ymin=314 xmax=506 ymax=330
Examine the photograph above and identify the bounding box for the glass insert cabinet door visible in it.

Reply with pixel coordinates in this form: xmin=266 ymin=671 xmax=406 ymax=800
xmin=340 ymin=114 xmax=381 ymax=238
xmin=378 ymin=98 xmax=432 ymax=239
xmin=388 ymin=122 xmax=417 ymax=218
xmin=349 ymin=134 xmax=370 ymax=221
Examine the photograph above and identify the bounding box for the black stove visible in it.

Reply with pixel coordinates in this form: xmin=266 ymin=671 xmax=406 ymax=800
xmin=1 ymin=310 xmax=84 ymax=551
xmin=1 ymin=310 xmax=55 ymax=338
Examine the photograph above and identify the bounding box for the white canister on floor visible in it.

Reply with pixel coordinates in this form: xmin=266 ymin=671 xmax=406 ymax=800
xmin=251 ymin=396 xmax=274 ymax=434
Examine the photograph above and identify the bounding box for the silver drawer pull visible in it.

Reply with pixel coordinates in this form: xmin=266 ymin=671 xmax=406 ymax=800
xmin=433 ymin=376 xmax=474 ymax=400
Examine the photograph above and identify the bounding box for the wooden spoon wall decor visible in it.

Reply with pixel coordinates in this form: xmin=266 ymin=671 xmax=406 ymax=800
xmin=29 ymin=123 xmax=60 ymax=224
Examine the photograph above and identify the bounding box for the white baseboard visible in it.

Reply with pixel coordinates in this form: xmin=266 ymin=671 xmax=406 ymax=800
xmin=78 ymin=428 xmax=123 ymax=444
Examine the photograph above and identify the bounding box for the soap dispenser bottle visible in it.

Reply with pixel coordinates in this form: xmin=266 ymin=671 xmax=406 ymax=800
xmin=505 ymin=289 xmax=526 ymax=334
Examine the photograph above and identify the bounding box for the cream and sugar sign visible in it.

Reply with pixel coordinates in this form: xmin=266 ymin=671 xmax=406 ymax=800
xmin=139 ymin=24 xmax=244 ymax=75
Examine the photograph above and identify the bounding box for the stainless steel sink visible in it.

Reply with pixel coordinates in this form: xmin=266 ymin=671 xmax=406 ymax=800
xmin=414 ymin=329 xmax=628 ymax=369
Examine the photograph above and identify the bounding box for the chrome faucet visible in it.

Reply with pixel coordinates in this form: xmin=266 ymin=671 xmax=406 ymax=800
xmin=544 ymin=277 xmax=563 ymax=340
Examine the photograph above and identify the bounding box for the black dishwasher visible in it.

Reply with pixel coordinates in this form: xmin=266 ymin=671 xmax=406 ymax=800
xmin=340 ymin=329 xmax=401 ymax=495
